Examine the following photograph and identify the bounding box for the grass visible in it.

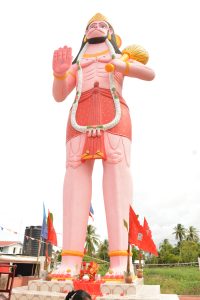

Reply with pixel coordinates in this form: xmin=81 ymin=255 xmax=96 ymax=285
xmin=144 ymin=267 xmax=200 ymax=295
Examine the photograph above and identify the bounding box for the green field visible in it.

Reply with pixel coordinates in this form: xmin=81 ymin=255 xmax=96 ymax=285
xmin=144 ymin=267 xmax=200 ymax=295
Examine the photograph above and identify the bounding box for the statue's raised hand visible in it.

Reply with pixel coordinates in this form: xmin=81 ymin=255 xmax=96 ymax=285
xmin=53 ymin=46 xmax=72 ymax=76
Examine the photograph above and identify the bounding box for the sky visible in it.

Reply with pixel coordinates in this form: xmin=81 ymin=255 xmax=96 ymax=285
xmin=0 ymin=0 xmax=200 ymax=249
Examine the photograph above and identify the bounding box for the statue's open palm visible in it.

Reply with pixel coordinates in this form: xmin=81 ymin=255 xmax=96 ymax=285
xmin=53 ymin=46 xmax=72 ymax=75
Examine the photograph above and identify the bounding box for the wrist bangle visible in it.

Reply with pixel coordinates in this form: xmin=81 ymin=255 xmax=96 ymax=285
xmin=53 ymin=72 xmax=68 ymax=80
xmin=124 ymin=61 xmax=130 ymax=76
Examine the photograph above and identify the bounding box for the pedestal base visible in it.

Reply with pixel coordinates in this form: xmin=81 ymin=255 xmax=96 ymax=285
xmin=97 ymin=296 xmax=179 ymax=300
xmin=10 ymin=280 xmax=179 ymax=300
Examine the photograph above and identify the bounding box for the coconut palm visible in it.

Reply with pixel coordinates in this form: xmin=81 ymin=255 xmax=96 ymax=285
xmin=186 ymin=226 xmax=199 ymax=242
xmin=97 ymin=239 xmax=109 ymax=261
xmin=173 ymin=224 xmax=186 ymax=244
xmin=85 ymin=225 xmax=100 ymax=256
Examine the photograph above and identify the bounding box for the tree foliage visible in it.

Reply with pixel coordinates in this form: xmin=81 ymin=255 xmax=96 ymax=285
xmin=97 ymin=239 xmax=109 ymax=262
xmin=186 ymin=226 xmax=199 ymax=242
xmin=180 ymin=241 xmax=199 ymax=262
xmin=173 ymin=224 xmax=186 ymax=243
xmin=142 ymin=225 xmax=200 ymax=264
xmin=85 ymin=224 xmax=100 ymax=256
xmin=81 ymin=224 xmax=200 ymax=265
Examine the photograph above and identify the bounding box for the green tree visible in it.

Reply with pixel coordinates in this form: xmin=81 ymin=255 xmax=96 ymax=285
xmin=159 ymin=239 xmax=177 ymax=263
xmin=85 ymin=225 xmax=100 ymax=256
xmin=180 ymin=240 xmax=199 ymax=262
xmin=171 ymin=245 xmax=180 ymax=256
xmin=131 ymin=246 xmax=140 ymax=263
xmin=186 ymin=226 xmax=199 ymax=242
xmin=159 ymin=239 xmax=172 ymax=251
xmin=57 ymin=250 xmax=62 ymax=262
xmin=173 ymin=224 xmax=186 ymax=244
xmin=97 ymin=239 xmax=109 ymax=261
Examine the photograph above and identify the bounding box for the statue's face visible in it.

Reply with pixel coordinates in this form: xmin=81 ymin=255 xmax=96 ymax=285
xmin=85 ymin=21 xmax=112 ymax=39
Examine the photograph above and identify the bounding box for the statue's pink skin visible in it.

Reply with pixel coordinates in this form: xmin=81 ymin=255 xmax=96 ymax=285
xmin=52 ymin=21 xmax=155 ymax=274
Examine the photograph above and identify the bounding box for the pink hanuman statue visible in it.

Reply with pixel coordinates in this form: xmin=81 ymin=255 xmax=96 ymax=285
xmin=52 ymin=13 xmax=155 ymax=276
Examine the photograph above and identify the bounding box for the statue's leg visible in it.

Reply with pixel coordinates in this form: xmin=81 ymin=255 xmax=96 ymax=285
xmin=59 ymin=134 xmax=94 ymax=275
xmin=103 ymin=132 xmax=133 ymax=273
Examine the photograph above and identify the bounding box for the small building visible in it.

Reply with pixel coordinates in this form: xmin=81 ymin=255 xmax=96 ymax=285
xmin=23 ymin=226 xmax=52 ymax=257
xmin=0 ymin=241 xmax=23 ymax=255
xmin=0 ymin=254 xmax=45 ymax=276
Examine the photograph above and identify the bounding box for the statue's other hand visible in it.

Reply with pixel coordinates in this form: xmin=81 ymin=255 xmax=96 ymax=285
xmin=53 ymin=46 xmax=72 ymax=76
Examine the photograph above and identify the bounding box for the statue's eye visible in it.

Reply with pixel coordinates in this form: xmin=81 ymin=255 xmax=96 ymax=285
xmin=89 ymin=24 xmax=97 ymax=29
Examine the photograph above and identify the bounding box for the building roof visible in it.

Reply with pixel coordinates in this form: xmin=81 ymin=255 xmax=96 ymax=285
xmin=0 ymin=241 xmax=22 ymax=247
xmin=0 ymin=254 xmax=44 ymax=264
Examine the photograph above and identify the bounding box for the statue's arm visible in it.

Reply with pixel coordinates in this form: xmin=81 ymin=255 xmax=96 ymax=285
xmin=112 ymin=59 xmax=155 ymax=81
xmin=52 ymin=46 xmax=77 ymax=102
xmin=53 ymin=67 xmax=76 ymax=102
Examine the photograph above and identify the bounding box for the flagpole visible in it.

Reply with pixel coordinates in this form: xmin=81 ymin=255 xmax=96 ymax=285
xmin=123 ymin=209 xmax=132 ymax=282
xmin=125 ymin=228 xmax=133 ymax=283
xmin=139 ymin=249 xmax=142 ymax=269
xmin=35 ymin=202 xmax=48 ymax=277
xmin=45 ymin=242 xmax=50 ymax=272
xmin=34 ymin=236 xmax=42 ymax=277
xmin=126 ymin=242 xmax=131 ymax=274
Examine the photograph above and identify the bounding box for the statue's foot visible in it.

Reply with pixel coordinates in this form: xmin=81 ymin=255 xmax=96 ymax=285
xmin=51 ymin=256 xmax=82 ymax=279
xmin=103 ymin=256 xmax=135 ymax=280
xmin=103 ymin=268 xmax=136 ymax=282
xmin=50 ymin=264 xmax=78 ymax=279
xmin=109 ymin=256 xmax=131 ymax=274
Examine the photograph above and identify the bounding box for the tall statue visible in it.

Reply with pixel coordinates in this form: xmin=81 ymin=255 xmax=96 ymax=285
xmin=52 ymin=13 xmax=155 ymax=276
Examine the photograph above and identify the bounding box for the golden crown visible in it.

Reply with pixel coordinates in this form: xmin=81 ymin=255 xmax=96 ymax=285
xmin=87 ymin=13 xmax=108 ymax=26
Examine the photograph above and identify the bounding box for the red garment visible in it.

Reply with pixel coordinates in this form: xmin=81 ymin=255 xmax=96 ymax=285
xmin=66 ymin=86 xmax=132 ymax=142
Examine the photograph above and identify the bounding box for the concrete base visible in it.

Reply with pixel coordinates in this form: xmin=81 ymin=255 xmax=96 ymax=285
xmin=10 ymin=280 xmax=179 ymax=300
xmin=97 ymin=296 xmax=179 ymax=300
xmin=100 ymin=283 xmax=159 ymax=297
xmin=101 ymin=278 xmax=144 ymax=296
xmin=28 ymin=280 xmax=73 ymax=293
xmin=11 ymin=288 xmax=66 ymax=300
xmin=11 ymin=280 xmax=73 ymax=300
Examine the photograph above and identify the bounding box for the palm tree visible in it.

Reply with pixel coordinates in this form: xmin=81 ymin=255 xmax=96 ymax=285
xmin=97 ymin=239 xmax=109 ymax=261
xmin=85 ymin=225 xmax=100 ymax=256
xmin=173 ymin=224 xmax=186 ymax=244
xmin=186 ymin=226 xmax=199 ymax=242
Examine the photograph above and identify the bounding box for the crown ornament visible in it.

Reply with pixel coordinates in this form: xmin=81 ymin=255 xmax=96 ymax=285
xmin=87 ymin=13 xmax=108 ymax=26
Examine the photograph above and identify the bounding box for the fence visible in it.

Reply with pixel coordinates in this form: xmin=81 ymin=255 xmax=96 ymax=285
xmin=144 ymin=261 xmax=199 ymax=268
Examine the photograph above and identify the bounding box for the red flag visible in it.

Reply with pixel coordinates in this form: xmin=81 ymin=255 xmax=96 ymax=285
xmin=129 ymin=206 xmax=145 ymax=248
xmin=141 ymin=218 xmax=158 ymax=256
xmin=47 ymin=211 xmax=57 ymax=246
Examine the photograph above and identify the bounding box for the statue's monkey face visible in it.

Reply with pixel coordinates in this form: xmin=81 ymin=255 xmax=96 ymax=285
xmin=85 ymin=21 xmax=113 ymax=40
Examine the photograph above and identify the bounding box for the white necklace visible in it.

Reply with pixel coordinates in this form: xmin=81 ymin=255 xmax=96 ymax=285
xmin=70 ymin=40 xmax=121 ymax=135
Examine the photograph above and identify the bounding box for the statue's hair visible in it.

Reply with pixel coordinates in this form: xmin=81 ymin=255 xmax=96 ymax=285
xmin=72 ymin=22 xmax=121 ymax=64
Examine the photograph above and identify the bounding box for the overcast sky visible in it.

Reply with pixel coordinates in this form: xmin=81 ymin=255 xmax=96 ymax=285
xmin=0 ymin=0 xmax=200 ymax=249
